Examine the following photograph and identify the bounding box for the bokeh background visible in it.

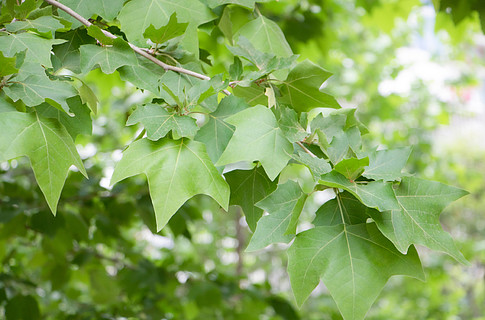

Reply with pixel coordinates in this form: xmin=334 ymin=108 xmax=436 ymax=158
xmin=1 ymin=0 xmax=484 ymax=319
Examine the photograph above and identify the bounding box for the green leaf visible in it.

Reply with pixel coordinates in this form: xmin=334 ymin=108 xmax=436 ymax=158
xmin=195 ymin=95 xmax=249 ymax=163
xmin=247 ymin=180 xmax=307 ymax=251
xmin=75 ymin=80 xmax=98 ymax=114
xmin=363 ymin=147 xmax=412 ymax=181
xmin=0 ymin=51 xmax=18 ymax=77
xmin=216 ymin=105 xmax=294 ymax=181
xmin=6 ymin=16 xmax=64 ymax=37
xmin=4 ymin=74 xmax=77 ymax=113
xmin=143 ymin=13 xmax=188 ymax=44
xmin=316 ymin=127 xmax=362 ymax=164
xmin=5 ymin=295 xmax=41 ymax=320
xmin=36 ymin=96 xmax=92 ymax=139
xmin=207 ymin=0 xmax=269 ymax=9
xmin=111 ymin=138 xmax=230 ymax=231
xmin=288 ymin=223 xmax=424 ymax=320
xmin=236 ymin=16 xmax=293 ymax=58
xmin=118 ymin=55 xmax=165 ymax=95
xmin=0 ymin=32 xmax=65 ymax=67
xmin=80 ymin=38 xmax=138 ymax=74
xmin=0 ymin=112 xmax=87 ymax=214
xmin=232 ymin=83 xmax=267 ymax=106
xmin=228 ymin=36 xmax=297 ymax=78
xmin=52 ymin=29 xmax=96 ymax=73
xmin=86 ymin=25 xmax=114 ymax=45
xmin=334 ymin=157 xmax=369 ymax=181
xmin=57 ymin=0 xmax=124 ymax=28
xmin=291 ymin=151 xmax=332 ymax=179
xmin=367 ymin=177 xmax=469 ymax=263
xmin=224 ymin=166 xmax=277 ymax=231
xmin=127 ymin=104 xmax=199 ymax=140
xmin=274 ymin=106 xmax=308 ymax=143
xmin=118 ymin=0 xmax=214 ymax=45
xmin=279 ymin=60 xmax=340 ymax=112
xmin=319 ymin=171 xmax=399 ymax=211
xmin=229 ymin=56 xmax=243 ymax=80
xmin=313 ymin=192 xmax=369 ymax=226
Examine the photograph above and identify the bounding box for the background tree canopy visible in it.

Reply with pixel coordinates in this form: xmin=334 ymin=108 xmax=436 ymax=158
xmin=0 ymin=0 xmax=484 ymax=319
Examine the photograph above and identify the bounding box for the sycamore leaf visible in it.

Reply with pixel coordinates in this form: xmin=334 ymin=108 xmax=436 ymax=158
xmin=127 ymin=104 xmax=199 ymax=140
xmin=111 ymin=138 xmax=229 ymax=231
xmin=313 ymin=192 xmax=369 ymax=226
xmin=6 ymin=16 xmax=64 ymax=37
xmin=118 ymin=0 xmax=214 ymax=45
xmin=57 ymin=0 xmax=124 ymax=28
xmin=274 ymin=106 xmax=308 ymax=143
xmin=0 ymin=112 xmax=87 ymax=214
xmin=334 ymin=157 xmax=369 ymax=181
xmin=0 ymin=51 xmax=18 ymax=77
xmin=118 ymin=55 xmax=166 ymax=95
xmin=52 ymin=29 xmax=96 ymax=74
xmin=363 ymin=147 xmax=412 ymax=181
xmin=280 ymin=60 xmax=340 ymax=112
xmin=35 ymin=96 xmax=92 ymax=139
xmin=207 ymin=0 xmax=270 ymax=9
xmin=288 ymin=223 xmax=424 ymax=320
xmin=247 ymin=180 xmax=307 ymax=251
xmin=143 ymin=13 xmax=188 ymax=44
xmin=236 ymin=16 xmax=293 ymax=58
xmin=291 ymin=151 xmax=332 ymax=179
xmin=232 ymin=83 xmax=267 ymax=106
xmin=0 ymin=32 xmax=65 ymax=67
xmin=224 ymin=166 xmax=277 ymax=232
xmin=367 ymin=177 xmax=469 ymax=263
xmin=195 ymin=95 xmax=249 ymax=163
xmin=4 ymin=74 xmax=77 ymax=113
xmin=80 ymin=38 xmax=138 ymax=74
xmin=216 ymin=105 xmax=293 ymax=181
xmin=319 ymin=171 xmax=400 ymax=211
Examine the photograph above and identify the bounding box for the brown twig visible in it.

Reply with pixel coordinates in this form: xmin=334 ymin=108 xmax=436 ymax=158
xmin=296 ymin=141 xmax=317 ymax=158
xmin=43 ymin=0 xmax=231 ymax=95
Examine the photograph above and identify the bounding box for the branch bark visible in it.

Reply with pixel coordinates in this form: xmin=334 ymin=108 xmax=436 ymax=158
xmin=43 ymin=0 xmax=231 ymax=95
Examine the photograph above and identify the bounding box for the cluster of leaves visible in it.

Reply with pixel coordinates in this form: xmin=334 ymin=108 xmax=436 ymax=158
xmin=0 ymin=0 xmax=469 ymax=319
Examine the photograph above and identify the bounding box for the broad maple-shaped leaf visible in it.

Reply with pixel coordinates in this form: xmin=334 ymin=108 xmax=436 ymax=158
xmin=0 ymin=51 xmax=18 ymax=77
xmin=367 ymin=177 xmax=469 ymax=263
xmin=127 ymin=104 xmax=198 ymax=140
xmin=334 ymin=157 xmax=369 ymax=181
xmin=0 ymin=112 xmax=87 ymax=214
xmin=195 ymin=95 xmax=248 ymax=163
xmin=313 ymin=192 xmax=369 ymax=226
xmin=247 ymin=180 xmax=307 ymax=251
xmin=118 ymin=0 xmax=214 ymax=45
xmin=216 ymin=105 xmax=293 ymax=181
xmin=0 ymin=32 xmax=65 ymax=67
xmin=224 ymin=166 xmax=277 ymax=231
xmin=35 ymin=97 xmax=92 ymax=139
xmin=280 ymin=60 xmax=340 ymax=112
xmin=80 ymin=39 xmax=138 ymax=74
xmin=274 ymin=106 xmax=308 ymax=143
xmin=111 ymin=138 xmax=229 ymax=231
xmin=118 ymin=55 xmax=166 ymax=94
xmin=362 ymin=147 xmax=412 ymax=181
xmin=291 ymin=151 xmax=331 ymax=179
xmin=6 ymin=16 xmax=64 ymax=37
xmin=143 ymin=13 xmax=188 ymax=44
xmin=57 ymin=0 xmax=124 ymax=28
xmin=319 ymin=171 xmax=399 ymax=211
xmin=4 ymin=74 xmax=77 ymax=113
xmin=236 ymin=16 xmax=293 ymax=58
xmin=288 ymin=223 xmax=424 ymax=320
xmin=207 ymin=0 xmax=270 ymax=9
xmin=53 ymin=29 xmax=96 ymax=74
xmin=232 ymin=83 xmax=267 ymax=106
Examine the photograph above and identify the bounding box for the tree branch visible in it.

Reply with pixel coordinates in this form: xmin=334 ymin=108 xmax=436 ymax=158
xmin=43 ymin=0 xmax=231 ymax=95
xmin=296 ymin=141 xmax=317 ymax=158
